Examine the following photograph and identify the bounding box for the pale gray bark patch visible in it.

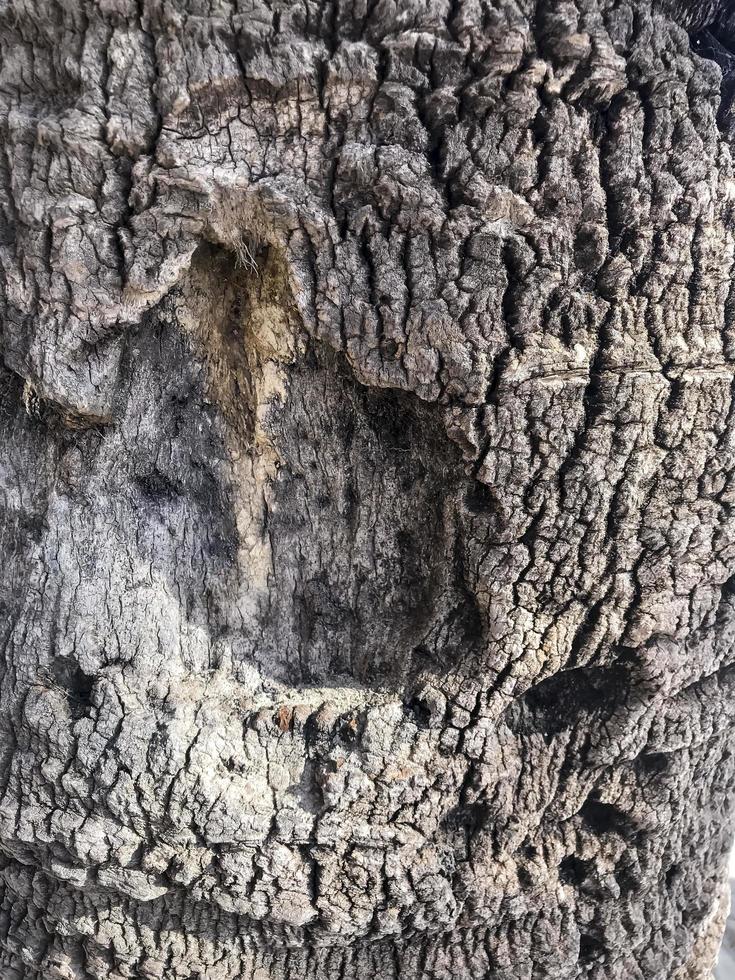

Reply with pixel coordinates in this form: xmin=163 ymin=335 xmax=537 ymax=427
xmin=1 ymin=0 xmax=735 ymax=978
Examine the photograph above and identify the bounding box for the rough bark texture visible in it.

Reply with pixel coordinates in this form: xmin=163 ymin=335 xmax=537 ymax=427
xmin=2 ymin=0 xmax=735 ymax=977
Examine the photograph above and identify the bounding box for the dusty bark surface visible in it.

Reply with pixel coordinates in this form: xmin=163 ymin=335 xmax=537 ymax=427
xmin=2 ymin=0 xmax=735 ymax=977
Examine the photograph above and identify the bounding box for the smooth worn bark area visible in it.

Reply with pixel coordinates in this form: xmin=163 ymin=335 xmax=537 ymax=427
xmin=2 ymin=0 xmax=735 ymax=978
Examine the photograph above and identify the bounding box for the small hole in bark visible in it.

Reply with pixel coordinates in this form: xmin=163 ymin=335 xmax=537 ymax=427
xmin=50 ymin=658 xmax=94 ymax=719
xmin=135 ymin=468 xmax=180 ymax=500
xmin=574 ymin=224 xmax=606 ymax=274
xmin=404 ymin=696 xmax=432 ymax=728
xmin=338 ymin=713 xmax=360 ymax=743
xmin=517 ymin=865 xmax=534 ymax=888
xmin=504 ymin=663 xmax=629 ymax=738
xmin=580 ymin=799 xmax=635 ymax=838
xmin=464 ymin=480 xmax=497 ymax=514
xmin=442 ymin=801 xmax=488 ymax=834
xmin=559 ymin=854 xmax=592 ymax=887
xmin=579 ymin=933 xmax=605 ymax=964
xmin=411 ymin=644 xmax=432 ymax=664
xmin=666 ymin=863 xmax=682 ymax=887
xmin=638 ymin=751 xmax=670 ymax=777
xmin=19 ymin=511 xmax=46 ymax=543
xmin=615 ymin=865 xmax=641 ymax=896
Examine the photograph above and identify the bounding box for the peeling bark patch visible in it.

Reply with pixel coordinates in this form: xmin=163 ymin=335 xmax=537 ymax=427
xmin=263 ymin=343 xmax=468 ymax=686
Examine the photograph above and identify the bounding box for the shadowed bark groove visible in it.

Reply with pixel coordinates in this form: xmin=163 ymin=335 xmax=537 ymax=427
xmin=1 ymin=0 xmax=735 ymax=978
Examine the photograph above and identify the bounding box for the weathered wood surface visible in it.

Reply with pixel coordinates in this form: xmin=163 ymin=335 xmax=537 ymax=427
xmin=1 ymin=0 xmax=735 ymax=977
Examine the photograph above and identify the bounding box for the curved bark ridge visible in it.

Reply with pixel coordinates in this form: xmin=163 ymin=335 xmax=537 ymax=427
xmin=1 ymin=0 xmax=735 ymax=978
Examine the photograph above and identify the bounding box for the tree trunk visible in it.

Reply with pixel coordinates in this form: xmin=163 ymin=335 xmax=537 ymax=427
xmin=1 ymin=0 xmax=735 ymax=977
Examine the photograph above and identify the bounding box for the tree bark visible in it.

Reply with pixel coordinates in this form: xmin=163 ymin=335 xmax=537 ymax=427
xmin=1 ymin=0 xmax=735 ymax=977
